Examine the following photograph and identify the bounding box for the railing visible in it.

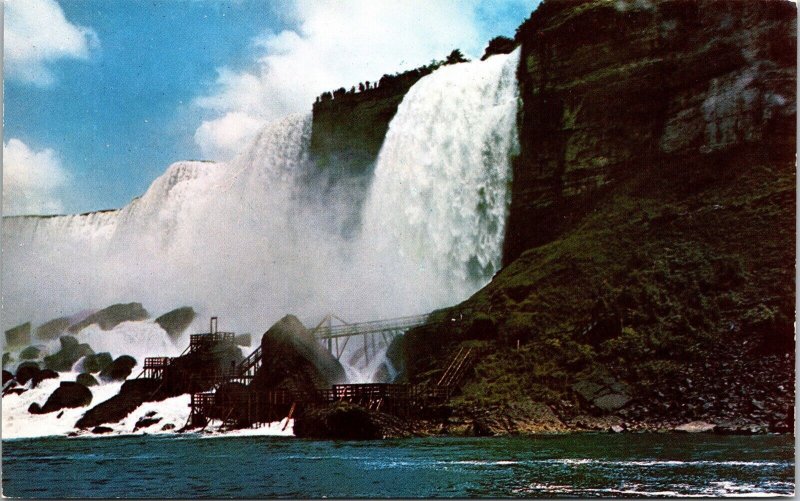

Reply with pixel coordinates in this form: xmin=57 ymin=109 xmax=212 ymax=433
xmin=312 ymin=314 xmax=430 ymax=339
xmin=144 ymin=357 xmax=171 ymax=368
xmin=189 ymin=332 xmax=236 ymax=351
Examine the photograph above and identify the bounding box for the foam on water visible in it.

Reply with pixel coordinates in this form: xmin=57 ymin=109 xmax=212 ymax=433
xmin=2 ymin=375 xmax=124 ymax=439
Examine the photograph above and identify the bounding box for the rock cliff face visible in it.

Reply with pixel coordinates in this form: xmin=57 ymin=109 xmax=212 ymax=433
xmin=404 ymin=0 xmax=796 ymax=434
xmin=505 ymin=0 xmax=796 ymax=262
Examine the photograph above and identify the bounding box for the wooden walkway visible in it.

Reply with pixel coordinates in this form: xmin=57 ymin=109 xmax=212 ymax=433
xmin=139 ymin=314 xmax=479 ymax=429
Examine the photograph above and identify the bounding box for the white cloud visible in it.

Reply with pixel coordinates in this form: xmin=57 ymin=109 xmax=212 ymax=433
xmin=194 ymin=112 xmax=264 ymax=160
xmin=4 ymin=0 xmax=99 ymax=86
xmin=3 ymin=139 xmax=69 ymax=215
xmin=193 ymin=0 xmax=485 ymax=160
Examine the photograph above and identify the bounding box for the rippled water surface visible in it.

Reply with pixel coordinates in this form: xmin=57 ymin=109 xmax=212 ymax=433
xmin=2 ymin=434 xmax=794 ymax=498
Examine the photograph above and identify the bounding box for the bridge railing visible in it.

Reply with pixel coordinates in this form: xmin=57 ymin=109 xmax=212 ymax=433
xmin=312 ymin=314 xmax=431 ymax=339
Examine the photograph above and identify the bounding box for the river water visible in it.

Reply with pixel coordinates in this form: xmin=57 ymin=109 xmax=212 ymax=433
xmin=3 ymin=433 xmax=793 ymax=498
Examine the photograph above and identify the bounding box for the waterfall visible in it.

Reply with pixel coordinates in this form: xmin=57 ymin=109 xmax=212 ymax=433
xmin=1 ymin=51 xmax=520 ymax=379
xmin=354 ymin=49 xmax=520 ymax=316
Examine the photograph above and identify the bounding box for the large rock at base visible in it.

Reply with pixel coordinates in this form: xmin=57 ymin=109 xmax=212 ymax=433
xmin=16 ymin=362 xmax=41 ymax=385
xmin=293 ymin=402 xmax=413 ymax=440
xmin=29 ymin=382 xmax=92 ymax=414
xmin=251 ymin=315 xmax=346 ymax=395
xmin=154 ymin=307 xmax=195 ymax=340
xmin=20 ymin=345 xmax=43 ymax=360
xmin=68 ymin=303 xmax=149 ymax=333
xmin=79 ymin=352 xmax=114 ymax=373
xmin=2 ymin=370 xmax=13 ymax=385
xmin=77 ymin=373 xmax=99 ymax=387
xmin=43 ymin=336 xmax=94 ymax=372
xmin=76 ymin=379 xmax=161 ymax=429
xmin=572 ymin=376 xmax=631 ymax=414
xmin=31 ymin=369 xmax=59 ymax=388
xmin=35 ymin=317 xmax=71 ymax=340
xmin=5 ymin=323 xmax=31 ymax=349
xmin=99 ymin=355 xmax=137 ymax=382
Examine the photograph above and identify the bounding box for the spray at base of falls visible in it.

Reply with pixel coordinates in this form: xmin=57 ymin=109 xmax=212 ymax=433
xmin=1 ymin=50 xmax=520 ymax=388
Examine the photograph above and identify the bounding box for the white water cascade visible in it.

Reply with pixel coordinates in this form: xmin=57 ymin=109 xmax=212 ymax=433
xmin=355 ymin=48 xmax=520 ymax=314
xmin=2 ymin=50 xmax=519 ymax=399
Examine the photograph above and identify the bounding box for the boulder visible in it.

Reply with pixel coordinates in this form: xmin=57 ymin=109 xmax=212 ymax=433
xmin=80 ymin=352 xmax=113 ymax=373
xmin=154 ymin=307 xmax=195 ymax=340
xmin=77 ymin=373 xmax=99 ymax=387
xmin=35 ymin=317 xmax=71 ymax=340
xmin=5 ymin=323 xmax=31 ymax=349
xmin=99 ymin=355 xmax=137 ymax=382
xmin=19 ymin=345 xmax=43 ymax=360
xmin=68 ymin=302 xmax=149 ymax=333
xmin=2 ymin=370 xmax=13 ymax=385
xmin=16 ymin=362 xmax=42 ymax=385
xmin=31 ymin=369 xmax=59 ymax=388
xmin=134 ymin=416 xmax=162 ymax=430
xmin=76 ymin=379 xmax=161 ymax=429
xmin=43 ymin=337 xmax=95 ymax=372
xmin=29 ymin=382 xmax=92 ymax=414
xmin=250 ymin=315 xmax=346 ymax=395
xmin=161 ymin=423 xmax=175 ymax=431
xmin=572 ymin=376 xmax=631 ymax=413
xmin=92 ymin=426 xmax=113 ymax=434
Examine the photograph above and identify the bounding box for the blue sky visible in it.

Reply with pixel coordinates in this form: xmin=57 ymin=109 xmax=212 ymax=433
xmin=4 ymin=0 xmax=536 ymax=215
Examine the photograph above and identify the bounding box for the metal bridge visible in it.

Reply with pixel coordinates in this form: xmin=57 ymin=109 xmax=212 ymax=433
xmin=309 ymin=313 xmax=430 ymax=364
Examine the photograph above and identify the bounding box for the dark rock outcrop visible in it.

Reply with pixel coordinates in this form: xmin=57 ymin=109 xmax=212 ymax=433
xmin=505 ymin=0 xmax=796 ymax=263
xmin=79 ymin=352 xmax=113 ymax=373
xmin=35 ymin=317 xmax=71 ymax=340
xmin=251 ymin=315 xmax=346 ymax=395
xmin=99 ymin=355 xmax=137 ymax=382
xmin=16 ymin=362 xmax=42 ymax=385
xmin=572 ymin=377 xmax=631 ymax=413
xmin=77 ymin=373 xmax=99 ymax=387
xmin=43 ymin=336 xmax=94 ymax=372
xmin=68 ymin=302 xmax=149 ymax=333
xmin=134 ymin=414 xmax=162 ymax=430
xmin=5 ymin=323 xmax=31 ymax=348
xmin=76 ymin=379 xmax=161 ymax=429
xmin=92 ymin=426 xmax=113 ymax=434
xmin=31 ymin=369 xmax=59 ymax=388
xmin=155 ymin=307 xmax=195 ymax=340
xmin=20 ymin=345 xmax=43 ymax=360
xmin=29 ymin=382 xmax=92 ymax=414
xmin=2 ymin=370 xmax=13 ymax=385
